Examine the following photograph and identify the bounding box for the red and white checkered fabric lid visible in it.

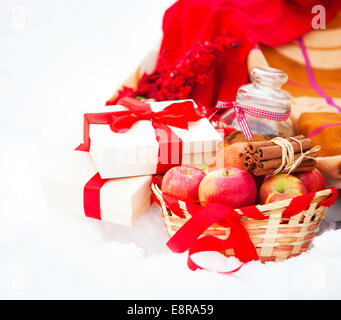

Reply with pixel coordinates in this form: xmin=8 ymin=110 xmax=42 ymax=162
xmin=215 ymin=101 xmax=290 ymax=140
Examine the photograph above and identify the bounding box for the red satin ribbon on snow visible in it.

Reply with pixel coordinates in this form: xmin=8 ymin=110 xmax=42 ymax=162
xmin=166 ymin=203 xmax=261 ymax=273
xmin=76 ymin=98 xmax=202 ymax=220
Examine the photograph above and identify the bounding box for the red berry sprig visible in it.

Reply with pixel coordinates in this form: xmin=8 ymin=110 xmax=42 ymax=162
xmin=107 ymin=35 xmax=239 ymax=107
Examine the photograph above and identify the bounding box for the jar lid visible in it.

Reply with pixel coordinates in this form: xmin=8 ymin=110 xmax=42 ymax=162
xmin=236 ymin=67 xmax=292 ymax=113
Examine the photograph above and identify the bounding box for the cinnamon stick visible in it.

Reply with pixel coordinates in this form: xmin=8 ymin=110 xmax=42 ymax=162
xmin=253 ymin=161 xmax=316 ymax=176
xmin=253 ymin=152 xmax=261 ymax=163
xmin=247 ymin=135 xmax=305 ymax=154
xmin=293 ymin=158 xmax=316 ymax=168
xmin=258 ymin=138 xmax=313 ymax=160
xmin=253 ymin=168 xmax=276 ymax=176
xmin=291 ymin=166 xmax=316 ymax=173
xmin=244 ymin=153 xmax=254 ymax=164
xmin=257 ymin=153 xmax=318 ymax=170
xmin=253 ymin=166 xmax=315 ymax=176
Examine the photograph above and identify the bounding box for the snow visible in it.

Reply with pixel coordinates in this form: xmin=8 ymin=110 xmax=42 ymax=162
xmin=1 ymin=0 xmax=341 ymax=300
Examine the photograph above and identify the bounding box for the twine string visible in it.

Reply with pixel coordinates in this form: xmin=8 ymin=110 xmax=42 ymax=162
xmin=271 ymin=137 xmax=321 ymax=175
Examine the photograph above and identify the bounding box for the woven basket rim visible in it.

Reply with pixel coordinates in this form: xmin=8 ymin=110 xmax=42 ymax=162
xmin=151 ymin=182 xmax=332 ymax=216
xmin=151 ymin=183 xmax=333 ymax=262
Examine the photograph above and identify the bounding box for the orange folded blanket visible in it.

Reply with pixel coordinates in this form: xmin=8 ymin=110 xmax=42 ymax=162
xmin=297 ymin=112 xmax=341 ymax=157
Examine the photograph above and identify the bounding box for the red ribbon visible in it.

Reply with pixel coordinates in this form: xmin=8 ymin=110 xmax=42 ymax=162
xmin=76 ymin=98 xmax=202 ymax=220
xmin=79 ymin=97 xmax=202 ymax=173
xmin=166 ymin=203 xmax=259 ymax=273
xmin=111 ymin=97 xmax=201 ymax=133
xmin=281 ymin=192 xmax=316 ymax=219
xmin=82 ymin=172 xmax=108 ymax=220
xmin=163 ymin=187 xmax=338 ymax=274
xmin=75 ymin=145 xmax=109 ymax=220
xmin=318 ymin=187 xmax=339 ymax=207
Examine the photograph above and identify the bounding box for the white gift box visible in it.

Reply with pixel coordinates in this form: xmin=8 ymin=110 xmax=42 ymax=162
xmin=88 ymin=100 xmax=222 ymax=179
xmin=42 ymin=150 xmax=152 ymax=226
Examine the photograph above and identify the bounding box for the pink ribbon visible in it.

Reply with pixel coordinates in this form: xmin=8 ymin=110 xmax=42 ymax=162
xmin=298 ymin=37 xmax=341 ymax=114
xmin=308 ymin=122 xmax=341 ymax=138
xmin=297 ymin=37 xmax=341 ymax=138
xmin=215 ymin=101 xmax=290 ymax=140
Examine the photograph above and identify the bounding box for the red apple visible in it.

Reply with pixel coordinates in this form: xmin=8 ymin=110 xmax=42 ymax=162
xmin=259 ymin=174 xmax=307 ymax=204
xmin=161 ymin=166 xmax=206 ymax=201
xmin=294 ymin=169 xmax=326 ymax=193
xmin=198 ymin=167 xmax=257 ymax=208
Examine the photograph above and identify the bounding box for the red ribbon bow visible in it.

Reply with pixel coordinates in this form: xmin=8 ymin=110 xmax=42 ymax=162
xmin=111 ymin=97 xmax=202 ymax=133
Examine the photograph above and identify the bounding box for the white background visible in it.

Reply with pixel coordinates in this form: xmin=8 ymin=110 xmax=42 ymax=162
xmin=1 ymin=0 xmax=341 ymax=299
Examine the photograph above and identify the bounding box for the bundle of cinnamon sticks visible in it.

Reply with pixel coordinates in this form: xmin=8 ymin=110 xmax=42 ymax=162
xmin=242 ymin=135 xmax=317 ymax=176
xmin=209 ymin=135 xmax=318 ymax=176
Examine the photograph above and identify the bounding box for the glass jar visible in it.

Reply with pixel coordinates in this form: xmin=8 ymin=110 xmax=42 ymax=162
xmin=218 ymin=66 xmax=295 ymax=139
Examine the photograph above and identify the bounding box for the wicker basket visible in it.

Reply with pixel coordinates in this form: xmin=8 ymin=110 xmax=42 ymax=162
xmin=151 ymin=183 xmax=334 ymax=263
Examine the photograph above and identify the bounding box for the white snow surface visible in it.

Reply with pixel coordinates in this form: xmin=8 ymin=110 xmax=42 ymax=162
xmin=1 ymin=0 xmax=341 ymax=300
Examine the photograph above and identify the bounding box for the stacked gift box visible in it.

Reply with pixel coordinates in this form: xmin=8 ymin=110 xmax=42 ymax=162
xmin=42 ymin=98 xmax=222 ymax=226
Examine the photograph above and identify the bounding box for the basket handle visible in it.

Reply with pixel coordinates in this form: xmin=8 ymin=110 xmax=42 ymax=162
xmin=167 ymin=203 xmax=259 ymax=273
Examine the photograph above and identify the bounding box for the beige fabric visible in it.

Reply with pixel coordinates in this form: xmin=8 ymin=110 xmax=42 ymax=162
xmin=108 ymin=67 xmax=141 ymax=103
xmin=316 ymin=156 xmax=341 ymax=179
xmin=272 ymin=40 xmax=341 ymax=70
xmin=247 ymin=47 xmax=269 ymax=72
